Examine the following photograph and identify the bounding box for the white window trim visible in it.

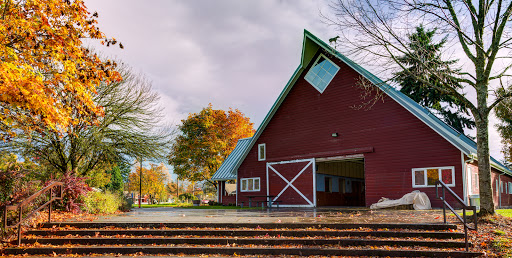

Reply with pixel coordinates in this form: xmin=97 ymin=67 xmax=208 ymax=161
xmin=412 ymin=166 xmax=456 ymax=188
xmin=304 ymin=54 xmax=340 ymax=94
xmin=240 ymin=177 xmax=260 ymax=192
xmin=258 ymin=143 xmax=266 ymax=161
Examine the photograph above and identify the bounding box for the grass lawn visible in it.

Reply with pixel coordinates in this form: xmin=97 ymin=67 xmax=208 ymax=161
xmin=131 ymin=203 xmax=184 ymax=208
xmin=455 ymin=209 xmax=512 ymax=218
xmin=497 ymin=209 xmax=512 ymax=218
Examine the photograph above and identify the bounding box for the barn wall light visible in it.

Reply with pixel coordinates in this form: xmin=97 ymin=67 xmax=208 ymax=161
xmin=332 ymin=132 xmax=339 ymax=137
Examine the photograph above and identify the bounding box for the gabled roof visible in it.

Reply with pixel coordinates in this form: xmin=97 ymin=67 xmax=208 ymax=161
xmin=212 ymin=137 xmax=252 ymax=181
xmin=213 ymin=29 xmax=511 ymax=180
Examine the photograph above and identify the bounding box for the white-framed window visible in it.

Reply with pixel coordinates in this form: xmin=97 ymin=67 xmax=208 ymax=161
xmin=258 ymin=143 xmax=266 ymax=161
xmin=304 ymin=54 xmax=340 ymax=93
xmin=500 ymin=180 xmax=504 ymax=193
xmin=241 ymin=177 xmax=260 ymax=192
xmin=496 ymin=180 xmax=499 ymax=194
xmin=509 ymin=182 xmax=512 ymax=194
xmin=412 ymin=166 xmax=455 ymax=187
xmin=240 ymin=177 xmax=260 ymax=192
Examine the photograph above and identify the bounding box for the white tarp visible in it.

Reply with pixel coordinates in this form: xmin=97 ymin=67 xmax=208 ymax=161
xmin=224 ymin=184 xmax=237 ymax=196
xmin=370 ymin=190 xmax=431 ymax=210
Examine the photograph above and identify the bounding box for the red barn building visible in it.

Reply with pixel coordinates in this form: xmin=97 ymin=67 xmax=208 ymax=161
xmin=212 ymin=30 xmax=512 ymax=209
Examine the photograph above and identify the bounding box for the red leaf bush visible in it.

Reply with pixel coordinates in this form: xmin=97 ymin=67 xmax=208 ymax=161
xmin=47 ymin=171 xmax=91 ymax=213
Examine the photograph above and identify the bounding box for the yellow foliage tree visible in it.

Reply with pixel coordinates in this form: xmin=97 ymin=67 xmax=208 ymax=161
xmin=0 ymin=0 xmax=122 ymax=139
xmin=127 ymin=163 xmax=169 ymax=204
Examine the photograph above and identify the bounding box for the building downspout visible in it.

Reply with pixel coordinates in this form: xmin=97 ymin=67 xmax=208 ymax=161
xmin=219 ymin=181 xmax=222 ymax=204
xmin=499 ymin=172 xmax=505 ymax=209
xmin=462 ymin=153 xmax=476 ymax=206
xmin=461 ymin=152 xmax=467 ymax=205
xmin=235 ymin=171 xmax=238 ymax=206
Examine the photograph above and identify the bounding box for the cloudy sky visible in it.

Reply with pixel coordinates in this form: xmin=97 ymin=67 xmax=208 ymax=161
xmin=83 ymin=0 xmax=505 ymax=169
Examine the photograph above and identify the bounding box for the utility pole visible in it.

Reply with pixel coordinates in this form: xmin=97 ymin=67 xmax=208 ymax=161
xmin=177 ymin=177 xmax=179 ymax=200
xmin=139 ymin=158 xmax=142 ymax=208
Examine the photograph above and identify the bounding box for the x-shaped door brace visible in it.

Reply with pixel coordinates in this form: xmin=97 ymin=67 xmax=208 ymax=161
xmin=267 ymin=160 xmax=314 ymax=206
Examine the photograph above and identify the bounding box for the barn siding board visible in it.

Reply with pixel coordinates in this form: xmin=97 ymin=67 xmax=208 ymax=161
xmin=237 ymin=49 xmax=464 ymax=207
xmin=492 ymin=169 xmax=512 ymax=207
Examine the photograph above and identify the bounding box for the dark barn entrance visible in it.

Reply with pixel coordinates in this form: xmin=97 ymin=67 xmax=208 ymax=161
xmin=315 ymin=157 xmax=365 ymax=206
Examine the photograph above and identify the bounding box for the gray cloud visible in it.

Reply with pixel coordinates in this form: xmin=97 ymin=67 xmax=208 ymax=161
xmin=85 ymin=0 xmax=331 ymax=124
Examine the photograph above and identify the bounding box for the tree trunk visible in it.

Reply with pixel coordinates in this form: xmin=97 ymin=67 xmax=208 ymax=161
xmin=476 ymin=113 xmax=495 ymax=215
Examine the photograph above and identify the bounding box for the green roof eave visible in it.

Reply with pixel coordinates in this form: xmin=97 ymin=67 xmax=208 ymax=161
xmin=212 ymin=137 xmax=253 ymax=181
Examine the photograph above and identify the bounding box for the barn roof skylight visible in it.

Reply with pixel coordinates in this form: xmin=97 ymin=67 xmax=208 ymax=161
xmin=304 ymin=54 xmax=339 ymax=93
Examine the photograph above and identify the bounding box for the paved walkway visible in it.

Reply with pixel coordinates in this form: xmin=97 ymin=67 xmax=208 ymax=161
xmin=90 ymin=207 xmax=450 ymax=224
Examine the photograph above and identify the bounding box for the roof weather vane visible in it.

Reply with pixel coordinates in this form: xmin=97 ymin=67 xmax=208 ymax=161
xmin=329 ymin=36 xmax=339 ymax=49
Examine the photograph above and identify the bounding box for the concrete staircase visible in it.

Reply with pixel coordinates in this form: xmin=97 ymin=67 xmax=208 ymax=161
xmin=3 ymin=222 xmax=482 ymax=257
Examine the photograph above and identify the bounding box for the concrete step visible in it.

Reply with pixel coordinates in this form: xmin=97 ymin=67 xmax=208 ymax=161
xmin=41 ymin=222 xmax=458 ymax=230
xmin=4 ymin=222 xmax=480 ymax=257
xmin=20 ymin=236 xmax=470 ymax=248
xmin=26 ymin=228 xmax=465 ymax=239
xmin=3 ymin=245 xmax=482 ymax=257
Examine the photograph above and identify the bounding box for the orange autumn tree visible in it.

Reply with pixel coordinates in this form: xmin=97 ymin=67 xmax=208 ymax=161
xmin=169 ymin=104 xmax=254 ymax=189
xmin=0 ymin=0 xmax=122 ymax=139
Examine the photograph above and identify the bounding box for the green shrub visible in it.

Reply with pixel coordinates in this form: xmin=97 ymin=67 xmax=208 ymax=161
xmin=178 ymin=193 xmax=198 ymax=202
xmin=84 ymin=191 xmax=120 ymax=214
xmin=118 ymin=195 xmax=133 ymax=212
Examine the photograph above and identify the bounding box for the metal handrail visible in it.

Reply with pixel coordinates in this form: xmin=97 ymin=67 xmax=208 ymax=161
xmin=2 ymin=181 xmax=63 ymax=245
xmin=435 ymin=180 xmax=477 ymax=252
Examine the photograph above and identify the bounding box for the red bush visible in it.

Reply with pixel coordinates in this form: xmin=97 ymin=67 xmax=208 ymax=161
xmin=47 ymin=171 xmax=91 ymax=213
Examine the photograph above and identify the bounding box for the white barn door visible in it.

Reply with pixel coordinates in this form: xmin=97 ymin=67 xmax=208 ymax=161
xmin=266 ymin=158 xmax=316 ymax=207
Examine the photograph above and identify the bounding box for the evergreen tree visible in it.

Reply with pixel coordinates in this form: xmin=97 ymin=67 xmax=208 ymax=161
xmin=105 ymin=166 xmax=124 ymax=193
xmin=494 ymin=88 xmax=512 ymax=166
xmin=394 ymin=25 xmax=475 ymax=133
xmin=117 ymin=161 xmax=132 ymax=183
